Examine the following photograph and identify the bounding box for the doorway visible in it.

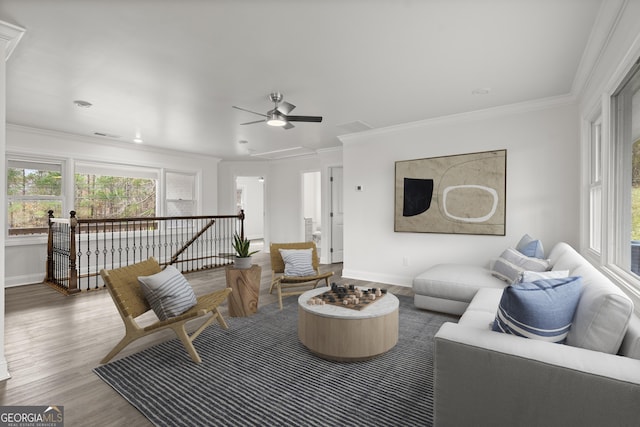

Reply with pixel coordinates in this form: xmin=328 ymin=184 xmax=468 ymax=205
xmin=302 ymin=171 xmax=322 ymax=252
xmin=330 ymin=167 xmax=344 ymax=263
xmin=235 ymin=176 xmax=265 ymax=242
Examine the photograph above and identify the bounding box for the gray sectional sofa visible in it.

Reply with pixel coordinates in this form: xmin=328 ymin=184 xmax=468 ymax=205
xmin=414 ymin=242 xmax=640 ymax=427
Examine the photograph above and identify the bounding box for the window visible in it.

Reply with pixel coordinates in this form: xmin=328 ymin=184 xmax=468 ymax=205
xmin=612 ymin=59 xmax=640 ymax=275
xmin=6 ymin=157 xmax=201 ymax=237
xmin=74 ymin=162 xmax=158 ymax=219
xmin=165 ymin=171 xmax=196 ymax=216
xmin=7 ymin=159 xmax=63 ymax=235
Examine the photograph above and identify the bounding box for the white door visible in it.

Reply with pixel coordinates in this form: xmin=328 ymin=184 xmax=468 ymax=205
xmin=330 ymin=167 xmax=344 ymax=263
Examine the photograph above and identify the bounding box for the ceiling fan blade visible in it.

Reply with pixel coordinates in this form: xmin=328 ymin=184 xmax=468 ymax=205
xmin=285 ymin=115 xmax=323 ymax=123
xmin=276 ymin=101 xmax=296 ymax=115
xmin=240 ymin=119 xmax=266 ymax=125
xmin=232 ymin=105 xmax=268 ymax=117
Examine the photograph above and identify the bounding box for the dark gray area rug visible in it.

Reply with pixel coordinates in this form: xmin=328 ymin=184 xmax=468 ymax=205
xmin=94 ymin=295 xmax=457 ymax=427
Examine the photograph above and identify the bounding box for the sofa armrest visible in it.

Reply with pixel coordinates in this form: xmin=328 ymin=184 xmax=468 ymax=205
xmin=434 ymin=322 xmax=640 ymax=427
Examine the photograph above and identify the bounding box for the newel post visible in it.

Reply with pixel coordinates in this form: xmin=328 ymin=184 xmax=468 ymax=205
xmin=239 ymin=209 xmax=245 ymax=240
xmin=68 ymin=211 xmax=80 ymax=294
xmin=45 ymin=210 xmax=55 ymax=282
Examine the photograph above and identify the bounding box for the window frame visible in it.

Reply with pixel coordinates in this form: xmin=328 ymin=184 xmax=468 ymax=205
xmin=165 ymin=170 xmax=198 ymax=217
xmin=6 ymin=155 xmax=66 ymax=238
xmin=583 ymin=56 xmax=640 ymax=306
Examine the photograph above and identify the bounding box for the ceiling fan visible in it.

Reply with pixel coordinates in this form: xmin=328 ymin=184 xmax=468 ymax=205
xmin=232 ymin=92 xmax=323 ymax=129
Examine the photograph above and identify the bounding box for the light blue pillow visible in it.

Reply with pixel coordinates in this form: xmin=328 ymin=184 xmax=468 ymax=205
xmin=279 ymin=248 xmax=316 ymax=277
xmin=492 ymin=276 xmax=584 ymax=344
xmin=516 ymin=234 xmax=545 ymax=259
xmin=138 ymin=266 xmax=197 ymax=321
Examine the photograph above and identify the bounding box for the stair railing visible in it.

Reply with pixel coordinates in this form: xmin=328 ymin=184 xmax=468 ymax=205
xmin=44 ymin=210 xmax=245 ymax=294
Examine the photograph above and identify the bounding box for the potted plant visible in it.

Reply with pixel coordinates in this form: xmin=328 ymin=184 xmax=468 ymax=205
xmin=232 ymin=232 xmax=259 ymax=269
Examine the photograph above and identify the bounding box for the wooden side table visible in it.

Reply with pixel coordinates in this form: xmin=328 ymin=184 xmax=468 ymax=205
xmin=225 ymin=264 xmax=262 ymax=317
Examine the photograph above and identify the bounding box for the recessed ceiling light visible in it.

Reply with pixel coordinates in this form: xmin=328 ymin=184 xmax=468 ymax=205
xmin=73 ymin=100 xmax=93 ymax=108
xmin=472 ymin=88 xmax=491 ymax=95
xmin=133 ymin=138 xmax=143 ymax=144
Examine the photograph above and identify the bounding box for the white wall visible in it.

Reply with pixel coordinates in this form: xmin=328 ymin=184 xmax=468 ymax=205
xmin=1 ymin=19 xmax=24 ymax=382
xmin=218 ymin=148 xmax=342 ymax=263
xmin=5 ymin=125 xmax=221 ymax=287
xmin=340 ymin=100 xmax=580 ymax=287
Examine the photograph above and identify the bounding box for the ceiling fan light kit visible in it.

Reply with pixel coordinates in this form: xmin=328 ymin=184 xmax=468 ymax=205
xmin=233 ymin=92 xmax=322 ymax=130
xmin=266 ymin=112 xmax=287 ymax=127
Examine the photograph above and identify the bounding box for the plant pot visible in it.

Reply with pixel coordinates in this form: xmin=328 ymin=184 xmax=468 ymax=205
xmin=234 ymin=256 xmax=252 ymax=269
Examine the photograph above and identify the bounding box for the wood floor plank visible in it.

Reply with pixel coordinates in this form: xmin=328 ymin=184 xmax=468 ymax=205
xmin=0 ymin=248 xmax=414 ymax=426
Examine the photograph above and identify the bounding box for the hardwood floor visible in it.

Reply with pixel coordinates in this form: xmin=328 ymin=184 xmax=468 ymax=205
xmin=0 ymin=248 xmax=413 ymax=426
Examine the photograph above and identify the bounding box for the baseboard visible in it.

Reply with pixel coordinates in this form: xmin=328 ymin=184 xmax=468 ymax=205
xmin=0 ymin=357 xmax=11 ymax=381
xmin=4 ymin=273 xmax=45 ymax=287
xmin=340 ymin=269 xmax=412 ymax=287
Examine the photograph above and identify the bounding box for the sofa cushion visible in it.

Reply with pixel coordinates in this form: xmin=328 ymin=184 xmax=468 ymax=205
xmin=492 ymin=276 xmax=584 ymax=343
xmin=516 ymin=234 xmax=544 ymax=258
xmin=458 ymin=288 xmax=502 ymax=329
xmin=413 ymin=264 xmax=506 ymax=304
xmin=491 ymin=248 xmax=551 ymax=284
xmin=566 ymin=264 xmax=634 ymax=354
xmin=619 ymin=315 xmax=640 ymax=360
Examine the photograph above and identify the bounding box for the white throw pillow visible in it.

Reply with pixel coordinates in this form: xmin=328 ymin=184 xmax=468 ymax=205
xmin=279 ymin=248 xmax=316 ymax=277
xmin=518 ymin=270 xmax=570 ymax=283
xmin=138 ymin=266 xmax=197 ymax=321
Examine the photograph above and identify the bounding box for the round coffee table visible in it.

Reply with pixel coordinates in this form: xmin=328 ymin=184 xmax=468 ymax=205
xmin=297 ymin=286 xmax=399 ymax=362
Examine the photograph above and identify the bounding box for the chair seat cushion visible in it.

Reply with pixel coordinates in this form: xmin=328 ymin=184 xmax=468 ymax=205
xmin=138 ymin=266 xmax=198 ymax=321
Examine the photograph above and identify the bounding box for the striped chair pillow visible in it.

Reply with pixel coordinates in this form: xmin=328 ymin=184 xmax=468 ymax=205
xmin=138 ymin=266 xmax=197 ymax=321
xmin=492 ymin=276 xmax=584 ymax=344
xmin=279 ymin=248 xmax=316 ymax=277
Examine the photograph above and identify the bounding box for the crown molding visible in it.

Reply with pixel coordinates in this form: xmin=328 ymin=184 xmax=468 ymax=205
xmin=571 ymin=0 xmax=628 ymax=98
xmin=6 ymin=123 xmax=222 ymax=162
xmin=0 ymin=19 xmax=25 ymax=60
xmin=339 ymin=94 xmax=576 ymax=144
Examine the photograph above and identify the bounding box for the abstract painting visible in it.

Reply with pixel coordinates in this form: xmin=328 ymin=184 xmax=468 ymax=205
xmin=395 ymin=150 xmax=506 ymax=235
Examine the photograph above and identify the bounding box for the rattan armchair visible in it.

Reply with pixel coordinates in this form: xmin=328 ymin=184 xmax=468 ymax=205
xmin=269 ymin=242 xmax=334 ymax=309
xmin=99 ymin=257 xmax=232 ymax=364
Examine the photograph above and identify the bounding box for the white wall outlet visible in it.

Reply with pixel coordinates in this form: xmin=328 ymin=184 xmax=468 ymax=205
xmin=403 ymin=256 xmax=409 ymax=266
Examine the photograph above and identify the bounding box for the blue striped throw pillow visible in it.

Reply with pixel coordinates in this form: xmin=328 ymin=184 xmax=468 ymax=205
xmin=279 ymin=248 xmax=316 ymax=277
xmin=138 ymin=266 xmax=198 ymax=321
xmin=492 ymin=276 xmax=584 ymax=344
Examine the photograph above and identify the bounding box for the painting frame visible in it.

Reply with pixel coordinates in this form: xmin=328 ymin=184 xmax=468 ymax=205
xmin=394 ymin=149 xmax=507 ymax=236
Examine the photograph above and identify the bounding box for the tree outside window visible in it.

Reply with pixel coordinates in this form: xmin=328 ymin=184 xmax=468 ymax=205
xmin=7 ymin=160 xmax=63 ymax=235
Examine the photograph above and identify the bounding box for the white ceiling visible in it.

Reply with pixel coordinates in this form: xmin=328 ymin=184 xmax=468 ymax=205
xmin=1 ymin=0 xmax=603 ymax=160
